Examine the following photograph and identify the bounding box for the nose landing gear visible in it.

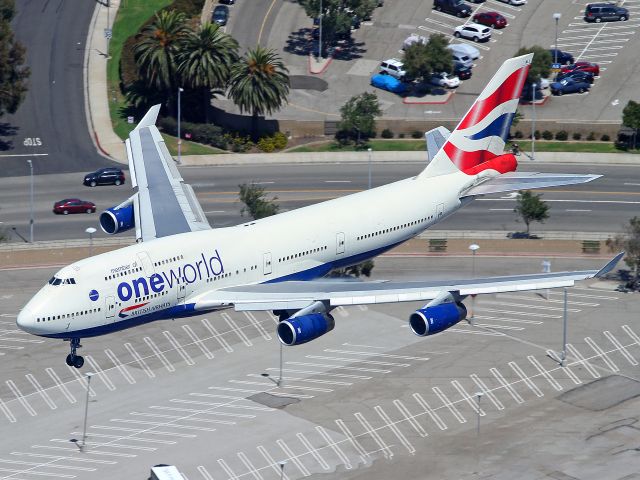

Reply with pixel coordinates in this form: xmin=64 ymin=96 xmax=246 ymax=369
xmin=65 ymin=338 xmax=85 ymax=368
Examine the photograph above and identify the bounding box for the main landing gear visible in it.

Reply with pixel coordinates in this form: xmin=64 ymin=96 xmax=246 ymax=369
xmin=65 ymin=338 xmax=85 ymax=368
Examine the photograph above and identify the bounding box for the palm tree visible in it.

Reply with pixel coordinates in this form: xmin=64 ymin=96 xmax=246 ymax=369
xmin=228 ymin=46 xmax=290 ymax=140
xmin=134 ymin=10 xmax=189 ymax=94
xmin=176 ymin=22 xmax=239 ymax=122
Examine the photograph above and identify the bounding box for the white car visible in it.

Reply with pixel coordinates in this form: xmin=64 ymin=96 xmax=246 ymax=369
xmin=380 ymin=58 xmax=406 ymax=79
xmin=453 ymin=23 xmax=491 ymax=42
xmin=430 ymin=72 xmax=461 ymax=88
xmin=496 ymin=0 xmax=526 ymax=5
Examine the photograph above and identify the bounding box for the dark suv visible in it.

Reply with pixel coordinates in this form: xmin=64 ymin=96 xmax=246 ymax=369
xmin=584 ymin=3 xmax=629 ymax=22
xmin=433 ymin=0 xmax=472 ymax=18
xmin=212 ymin=5 xmax=229 ymax=25
xmin=83 ymin=167 xmax=125 ymax=187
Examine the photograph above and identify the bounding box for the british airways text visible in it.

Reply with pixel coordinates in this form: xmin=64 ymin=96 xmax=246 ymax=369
xmin=117 ymin=250 xmax=224 ymax=301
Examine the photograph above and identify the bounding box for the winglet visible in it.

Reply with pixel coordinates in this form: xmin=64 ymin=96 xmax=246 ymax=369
xmin=595 ymin=252 xmax=624 ymax=278
xmin=134 ymin=104 xmax=161 ymax=130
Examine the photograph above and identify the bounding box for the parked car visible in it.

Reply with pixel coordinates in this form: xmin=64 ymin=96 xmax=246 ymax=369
xmin=454 ymin=63 xmax=472 ymax=80
xmin=370 ymin=74 xmax=408 ymax=94
xmin=550 ymin=78 xmax=591 ymax=95
xmin=472 ymin=11 xmax=508 ymax=28
xmin=212 ymin=5 xmax=229 ymax=25
xmin=430 ymin=72 xmax=460 ymax=88
xmin=218 ymin=0 xmax=235 ymax=4
xmin=584 ymin=2 xmax=629 ymax=22
xmin=548 ymin=49 xmax=574 ymax=65
xmin=555 ymin=70 xmax=595 ymax=84
xmin=507 ymin=232 xmax=540 ymax=239
xmin=53 ymin=199 xmax=96 ymax=215
xmin=402 ymin=33 xmax=428 ymax=50
xmin=454 ymin=23 xmax=491 ymax=42
xmin=560 ymin=61 xmax=600 ymax=76
xmin=467 ymin=0 xmax=486 ymax=3
xmin=380 ymin=58 xmax=406 ymax=79
xmin=520 ymin=85 xmax=543 ymax=102
xmin=495 ymin=0 xmax=526 ymax=5
xmin=83 ymin=167 xmax=125 ymax=187
xmin=433 ymin=0 xmax=471 ymax=18
xmin=448 ymin=43 xmax=480 ymax=60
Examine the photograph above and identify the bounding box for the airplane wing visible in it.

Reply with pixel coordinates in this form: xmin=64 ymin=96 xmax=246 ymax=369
xmin=461 ymin=172 xmax=601 ymax=197
xmin=193 ymin=253 xmax=623 ymax=311
xmin=126 ymin=105 xmax=211 ymax=242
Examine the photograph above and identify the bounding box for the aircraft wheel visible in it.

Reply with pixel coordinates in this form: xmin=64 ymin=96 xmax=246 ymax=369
xmin=73 ymin=356 xmax=85 ymax=369
xmin=66 ymin=354 xmax=74 ymax=366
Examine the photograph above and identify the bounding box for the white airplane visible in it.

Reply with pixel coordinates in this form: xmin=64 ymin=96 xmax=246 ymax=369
xmin=17 ymin=54 xmax=621 ymax=368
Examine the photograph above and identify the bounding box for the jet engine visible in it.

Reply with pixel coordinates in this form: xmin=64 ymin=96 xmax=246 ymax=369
xmin=100 ymin=197 xmax=135 ymax=235
xmin=409 ymin=302 xmax=467 ymax=336
xmin=277 ymin=313 xmax=335 ymax=346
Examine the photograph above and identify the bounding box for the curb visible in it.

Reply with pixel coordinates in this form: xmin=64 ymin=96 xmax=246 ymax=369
xmin=308 ymin=54 xmax=333 ymax=75
xmin=403 ymin=91 xmax=455 ymax=105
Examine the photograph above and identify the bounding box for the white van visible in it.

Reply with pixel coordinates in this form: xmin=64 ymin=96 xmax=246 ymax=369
xmin=380 ymin=59 xmax=406 ymax=79
xmin=448 ymin=43 xmax=480 ymax=61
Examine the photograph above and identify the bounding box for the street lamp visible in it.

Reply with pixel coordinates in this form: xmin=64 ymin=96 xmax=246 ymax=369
xmin=553 ymin=13 xmax=562 ymax=65
xmin=475 ymin=392 xmax=483 ymax=437
xmin=81 ymin=372 xmax=94 ymax=451
xmin=85 ymin=227 xmax=97 ymax=256
xmin=318 ymin=0 xmax=323 ymax=58
xmin=177 ymin=87 xmax=184 ymax=165
xmin=279 ymin=461 xmax=286 ymax=480
xmin=367 ymin=148 xmax=372 ymax=189
xmin=27 ymin=159 xmax=34 ymax=243
xmin=261 ymin=339 xmax=283 ymax=387
xmin=531 ymin=82 xmax=537 ymax=161
xmin=468 ymin=244 xmax=479 ymax=323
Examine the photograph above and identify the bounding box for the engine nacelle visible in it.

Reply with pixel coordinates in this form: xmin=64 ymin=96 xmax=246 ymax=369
xmin=409 ymin=302 xmax=467 ymax=337
xmin=100 ymin=203 xmax=135 ymax=235
xmin=278 ymin=313 xmax=335 ymax=346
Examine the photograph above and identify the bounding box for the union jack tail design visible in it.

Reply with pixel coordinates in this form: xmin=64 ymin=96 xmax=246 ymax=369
xmin=422 ymin=54 xmax=532 ymax=177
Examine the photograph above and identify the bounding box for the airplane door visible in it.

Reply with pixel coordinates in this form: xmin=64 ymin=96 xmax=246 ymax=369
xmin=336 ymin=232 xmax=345 ymax=255
xmin=263 ymin=252 xmax=272 ymax=275
xmin=437 ymin=203 xmax=444 ymax=220
xmin=105 ymin=296 xmax=116 ymax=320
xmin=137 ymin=251 xmax=155 ymax=275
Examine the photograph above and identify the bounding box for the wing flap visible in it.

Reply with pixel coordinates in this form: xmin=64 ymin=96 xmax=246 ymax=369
xmin=461 ymin=172 xmax=601 ymax=197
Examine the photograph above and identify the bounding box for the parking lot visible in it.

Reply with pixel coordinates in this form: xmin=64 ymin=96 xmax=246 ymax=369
xmin=2 ymin=255 xmax=640 ymax=479
xmin=225 ymin=0 xmax=640 ymax=127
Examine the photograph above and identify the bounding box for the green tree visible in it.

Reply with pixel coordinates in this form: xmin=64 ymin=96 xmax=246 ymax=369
xmin=337 ymin=92 xmax=381 ymax=145
xmin=513 ymin=190 xmax=549 ymax=234
xmin=239 ymin=183 xmax=280 ymax=219
xmin=606 ymin=217 xmax=640 ymax=282
xmin=228 ymin=46 xmax=289 ymax=141
xmin=134 ymin=10 xmax=189 ymax=93
xmin=403 ymin=33 xmax=453 ymax=83
xmin=514 ymin=46 xmax=552 ymax=86
xmin=0 ymin=0 xmax=30 ymax=116
xmin=622 ymin=100 xmax=640 ymax=149
xmin=176 ymin=22 xmax=239 ymax=121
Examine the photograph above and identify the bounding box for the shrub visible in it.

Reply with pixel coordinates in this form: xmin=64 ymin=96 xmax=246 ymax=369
xmin=587 ymin=131 xmax=596 ymax=141
xmin=224 ymin=133 xmax=252 ymax=152
xmin=572 ymin=132 xmax=581 ymax=140
xmin=542 ymin=130 xmax=553 ymax=140
xmin=398 ymin=133 xmax=405 ymax=138
xmin=514 ymin=130 xmax=524 ymax=139
xmin=158 ymin=117 xmax=228 ymax=149
xmin=381 ymin=128 xmax=394 ymax=138
xmin=555 ymin=130 xmax=568 ymax=141
xmin=601 ymin=134 xmax=610 ymax=142
xmin=411 ymin=130 xmax=422 ymax=139
xmin=257 ymin=136 xmax=276 ymax=153
xmin=272 ymin=132 xmax=288 ymax=150
xmin=534 ymin=130 xmax=541 ymax=140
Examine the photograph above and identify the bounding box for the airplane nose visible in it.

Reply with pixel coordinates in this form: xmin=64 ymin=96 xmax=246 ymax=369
xmin=16 ymin=308 xmax=34 ymax=333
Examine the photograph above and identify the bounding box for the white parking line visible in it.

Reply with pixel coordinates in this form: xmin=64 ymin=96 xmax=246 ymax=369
xmin=104 ymin=349 xmax=136 ymax=385
xmin=509 ymin=361 xmax=543 ymax=397
xmin=604 ymin=331 xmax=638 ymax=365
xmin=0 ymin=396 xmax=16 ymax=422
xmin=26 ymin=373 xmax=57 ymax=410
xmin=182 ymin=325 xmax=215 ymax=360
xmin=70 ymin=431 xmax=175 ymax=445
xmin=230 ymin=379 xmax=332 ymax=393
xmin=6 ymin=380 xmax=36 ymax=416
xmin=124 ymin=343 xmax=155 ymax=378
xmin=315 ymin=425 xmax=353 ymax=469
xmin=527 ymin=356 xmax=563 ymax=391
xmin=277 ymin=438 xmax=311 ymax=475
xmin=85 ymin=356 xmax=116 ymax=391
xmin=197 ymin=465 xmax=215 ymax=480
xmin=46 ymin=368 xmax=77 ymax=403
xmin=256 ymin=445 xmax=290 ymax=480
xmin=163 ymin=331 xmax=195 ymax=366
xmin=566 ymin=343 xmax=600 ymax=378
xmin=130 ymin=411 xmax=235 ymax=425
xmin=375 ymin=406 xmax=415 ymax=454
xmin=0 ymin=466 xmax=75 ymax=477
xmin=297 ymin=432 xmax=331 ymax=470
xmin=171 ymin=399 xmax=266 ymax=414
xmin=451 ymin=380 xmax=485 ymax=415
xmin=243 ymin=312 xmax=271 ymax=340
xmin=221 ymin=312 xmax=253 ymax=347
xmin=237 ymin=451 xmax=263 ymax=480
xmin=480 ymin=307 xmax=560 ymax=318
xmin=324 ymin=349 xmax=428 ymax=361
xmin=305 ymin=354 xmax=410 ymax=367
xmin=90 ymin=424 xmax=196 ymax=438
xmin=432 ymin=386 xmax=466 ymax=423
xmin=558 ymin=31 xmax=636 ymax=41
xmin=469 ymin=374 xmax=504 ymax=410
xmin=217 ymin=458 xmax=239 ymax=480
xmin=287 ymin=361 xmax=390 ymax=374
xmin=268 ymin=367 xmax=371 ymax=380
xmin=585 ymin=336 xmax=619 ymax=372
xmin=412 ymin=393 xmax=447 ymax=430
xmin=393 ymin=399 xmax=428 ymax=437
xmin=247 ymin=373 xmax=351 ymax=386
xmin=545 ymin=350 xmax=582 ymax=384
xmin=110 ymin=418 xmax=217 ymax=432
xmin=354 ymin=412 xmax=393 ymax=459
xmin=335 ymin=419 xmax=370 ymax=459
xmin=497 ymin=295 xmax=599 ymax=307
xmin=490 ymin=367 xmax=524 ymax=404
xmin=201 ymin=318 xmax=233 ymax=353
xmin=144 ymin=337 xmax=175 ymax=372
xmin=50 ymin=437 xmax=155 ymax=452
xmin=33 ymin=444 xmax=137 ymax=457
xmin=474 ymin=315 xmax=543 ymax=325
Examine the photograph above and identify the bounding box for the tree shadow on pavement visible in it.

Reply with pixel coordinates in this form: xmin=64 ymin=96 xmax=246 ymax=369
xmin=333 ymin=38 xmax=366 ymax=61
xmin=0 ymin=122 xmax=18 ymax=151
xmin=284 ymin=28 xmax=315 ymax=56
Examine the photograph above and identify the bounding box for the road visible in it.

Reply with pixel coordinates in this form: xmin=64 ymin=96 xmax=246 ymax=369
xmin=0 ymin=0 xmax=115 ymax=177
xmin=0 ymin=162 xmax=637 ymax=242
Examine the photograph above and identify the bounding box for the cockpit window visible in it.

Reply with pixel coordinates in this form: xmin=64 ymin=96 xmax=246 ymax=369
xmin=48 ymin=276 xmax=75 ymax=286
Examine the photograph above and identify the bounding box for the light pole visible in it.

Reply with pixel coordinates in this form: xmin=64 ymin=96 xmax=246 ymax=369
xmin=367 ymin=148 xmax=372 ymax=189
xmin=561 ymin=287 xmax=568 ymax=366
xmin=468 ymin=244 xmax=479 ymax=323
xmin=81 ymin=372 xmax=94 ymax=451
xmin=85 ymin=227 xmax=97 ymax=256
xmin=177 ymin=87 xmax=184 ymax=165
xmin=27 ymin=159 xmax=34 ymax=242
xmin=261 ymin=341 xmax=283 ymax=387
xmin=475 ymin=392 xmax=483 ymax=437
xmin=279 ymin=461 xmax=286 ymax=480
xmin=531 ymin=82 xmax=537 ymax=160
xmin=553 ymin=13 xmax=561 ymax=65
xmin=318 ymin=0 xmax=323 ymax=58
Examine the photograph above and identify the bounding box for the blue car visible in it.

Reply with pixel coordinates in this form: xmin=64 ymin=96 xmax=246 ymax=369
xmin=550 ymin=78 xmax=591 ymax=96
xmin=548 ymin=49 xmax=574 ymax=65
xmin=554 ymin=70 xmax=594 ymax=84
xmin=370 ymin=74 xmax=408 ymax=94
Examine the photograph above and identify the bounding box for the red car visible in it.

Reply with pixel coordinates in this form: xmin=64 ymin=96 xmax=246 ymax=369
xmin=53 ymin=199 xmax=96 ymax=215
xmin=472 ymin=11 xmax=508 ymax=28
xmin=560 ymin=61 xmax=600 ymax=76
